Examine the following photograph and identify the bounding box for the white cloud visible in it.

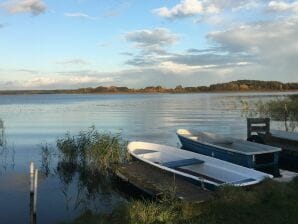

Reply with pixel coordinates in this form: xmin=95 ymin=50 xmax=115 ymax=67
xmin=207 ymin=16 xmax=298 ymax=81
xmin=0 ymin=75 xmax=114 ymax=90
xmin=268 ymin=1 xmax=298 ymax=13
xmin=2 ymin=0 xmax=46 ymax=15
xmin=64 ymin=12 xmax=95 ymax=20
xmin=152 ymin=0 xmax=260 ymax=19
xmin=153 ymin=0 xmax=205 ymax=19
xmin=159 ymin=61 xmax=216 ymax=74
xmin=55 ymin=59 xmax=90 ymax=65
xmin=206 ymin=0 xmax=260 ymax=11
xmin=124 ymin=28 xmax=178 ymax=50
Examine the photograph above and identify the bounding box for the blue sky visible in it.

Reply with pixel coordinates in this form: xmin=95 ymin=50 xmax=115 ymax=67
xmin=0 ymin=0 xmax=298 ymax=89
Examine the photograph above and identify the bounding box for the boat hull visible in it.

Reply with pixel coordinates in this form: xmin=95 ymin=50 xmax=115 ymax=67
xmin=177 ymin=131 xmax=280 ymax=177
xmin=128 ymin=141 xmax=272 ymax=191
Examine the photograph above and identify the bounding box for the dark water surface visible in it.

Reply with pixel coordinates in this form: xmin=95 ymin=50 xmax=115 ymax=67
xmin=0 ymin=93 xmax=294 ymax=224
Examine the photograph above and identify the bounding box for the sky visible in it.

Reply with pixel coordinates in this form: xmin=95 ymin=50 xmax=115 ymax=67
xmin=0 ymin=0 xmax=298 ymax=89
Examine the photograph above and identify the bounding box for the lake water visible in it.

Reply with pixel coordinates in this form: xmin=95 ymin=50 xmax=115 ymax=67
xmin=0 ymin=92 xmax=294 ymax=224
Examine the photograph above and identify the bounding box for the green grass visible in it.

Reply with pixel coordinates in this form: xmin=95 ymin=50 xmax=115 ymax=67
xmin=255 ymin=95 xmax=298 ymax=131
xmin=56 ymin=128 xmax=298 ymax=224
xmin=62 ymin=178 xmax=298 ymax=224
xmin=257 ymin=99 xmax=298 ymax=120
xmin=56 ymin=126 xmax=129 ymax=172
xmin=0 ymin=119 xmax=5 ymax=148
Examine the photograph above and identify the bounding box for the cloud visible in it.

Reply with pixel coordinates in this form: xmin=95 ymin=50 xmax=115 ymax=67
xmin=153 ymin=0 xmax=205 ymax=19
xmin=64 ymin=12 xmax=96 ymax=20
xmin=268 ymin=1 xmax=298 ymax=13
xmin=55 ymin=59 xmax=90 ymax=65
xmin=206 ymin=16 xmax=298 ymax=80
xmin=124 ymin=28 xmax=178 ymax=48
xmin=125 ymin=55 xmax=159 ymax=66
xmin=159 ymin=61 xmax=216 ymax=74
xmin=97 ymin=41 xmax=110 ymax=47
xmin=123 ymin=28 xmax=179 ymax=67
xmin=0 ymin=23 xmax=7 ymax=28
xmin=121 ymin=12 xmax=298 ymax=85
xmin=208 ymin=0 xmax=260 ymax=11
xmin=152 ymin=0 xmax=260 ymax=20
xmin=2 ymin=0 xmax=46 ymax=15
xmin=0 ymin=75 xmax=114 ymax=90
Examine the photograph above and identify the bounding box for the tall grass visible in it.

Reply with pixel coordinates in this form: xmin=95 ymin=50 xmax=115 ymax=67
xmin=62 ymin=178 xmax=298 ymax=224
xmin=0 ymin=119 xmax=5 ymax=148
xmin=55 ymin=127 xmax=129 ymax=213
xmin=56 ymin=126 xmax=129 ymax=172
xmin=40 ymin=143 xmax=54 ymax=177
xmin=256 ymin=96 xmax=298 ymax=131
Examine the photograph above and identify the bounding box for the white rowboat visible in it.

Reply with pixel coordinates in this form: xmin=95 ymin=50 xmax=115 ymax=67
xmin=128 ymin=141 xmax=272 ymax=190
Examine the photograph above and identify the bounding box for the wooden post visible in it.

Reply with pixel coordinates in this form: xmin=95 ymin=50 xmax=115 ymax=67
xmin=29 ymin=164 xmax=38 ymax=224
xmin=247 ymin=118 xmax=270 ymax=139
xmin=33 ymin=169 xmax=38 ymax=215
xmin=30 ymin=162 xmax=34 ymax=194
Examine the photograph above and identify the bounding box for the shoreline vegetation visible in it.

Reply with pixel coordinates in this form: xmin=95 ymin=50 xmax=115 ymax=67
xmin=56 ymin=128 xmax=298 ymax=224
xmin=241 ymin=94 xmax=298 ymax=131
xmin=1 ymin=80 xmax=298 ymax=95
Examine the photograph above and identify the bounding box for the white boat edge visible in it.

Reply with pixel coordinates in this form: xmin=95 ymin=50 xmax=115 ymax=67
xmin=128 ymin=141 xmax=273 ymax=188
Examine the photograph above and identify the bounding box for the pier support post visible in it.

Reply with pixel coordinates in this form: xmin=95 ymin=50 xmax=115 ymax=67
xmin=29 ymin=163 xmax=38 ymax=224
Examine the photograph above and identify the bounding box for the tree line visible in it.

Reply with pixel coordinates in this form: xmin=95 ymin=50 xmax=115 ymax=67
xmin=1 ymin=80 xmax=298 ymax=95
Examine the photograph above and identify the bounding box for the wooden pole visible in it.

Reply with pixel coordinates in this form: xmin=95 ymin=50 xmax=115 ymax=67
xmin=29 ymin=163 xmax=35 ymax=224
xmin=33 ymin=169 xmax=38 ymax=215
xmin=30 ymin=162 xmax=34 ymax=194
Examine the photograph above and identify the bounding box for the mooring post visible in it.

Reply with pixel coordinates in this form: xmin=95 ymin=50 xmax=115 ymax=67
xmin=30 ymin=162 xmax=34 ymax=194
xmin=33 ymin=169 xmax=38 ymax=215
xmin=29 ymin=163 xmax=35 ymax=224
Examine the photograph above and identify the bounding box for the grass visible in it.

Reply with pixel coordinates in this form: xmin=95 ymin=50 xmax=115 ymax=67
xmin=61 ymin=178 xmax=298 ymax=224
xmin=56 ymin=126 xmax=129 ymax=172
xmin=56 ymin=127 xmax=298 ymax=224
xmin=0 ymin=119 xmax=5 ymax=148
xmin=251 ymin=95 xmax=298 ymax=131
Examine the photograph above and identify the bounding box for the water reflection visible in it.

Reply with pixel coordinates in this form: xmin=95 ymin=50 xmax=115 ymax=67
xmin=40 ymin=143 xmax=54 ymax=177
xmin=0 ymin=118 xmax=5 ymax=147
xmin=0 ymin=119 xmax=15 ymax=174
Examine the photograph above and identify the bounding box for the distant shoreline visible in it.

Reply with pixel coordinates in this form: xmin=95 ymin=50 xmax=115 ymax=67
xmin=0 ymin=90 xmax=298 ymax=96
xmin=1 ymin=80 xmax=298 ymax=95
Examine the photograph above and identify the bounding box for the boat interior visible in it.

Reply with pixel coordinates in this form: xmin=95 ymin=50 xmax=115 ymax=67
xmin=133 ymin=148 xmax=257 ymax=185
xmin=178 ymin=129 xmax=280 ymax=154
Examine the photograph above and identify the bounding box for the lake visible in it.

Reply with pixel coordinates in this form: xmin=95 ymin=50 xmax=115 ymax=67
xmin=0 ymin=92 xmax=294 ymax=224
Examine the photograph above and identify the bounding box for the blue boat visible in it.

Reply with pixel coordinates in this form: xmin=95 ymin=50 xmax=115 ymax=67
xmin=177 ymin=129 xmax=281 ymax=176
xmin=247 ymin=118 xmax=298 ymax=171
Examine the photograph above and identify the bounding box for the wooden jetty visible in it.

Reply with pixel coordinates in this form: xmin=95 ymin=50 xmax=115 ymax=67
xmin=247 ymin=118 xmax=298 ymax=169
xmin=116 ymin=161 xmax=213 ymax=203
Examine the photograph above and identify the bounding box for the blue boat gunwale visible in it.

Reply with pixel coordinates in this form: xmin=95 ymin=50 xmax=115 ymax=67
xmin=177 ymin=129 xmax=281 ymax=156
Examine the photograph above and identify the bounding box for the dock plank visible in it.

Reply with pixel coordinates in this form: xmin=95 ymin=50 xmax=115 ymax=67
xmin=116 ymin=161 xmax=212 ymax=203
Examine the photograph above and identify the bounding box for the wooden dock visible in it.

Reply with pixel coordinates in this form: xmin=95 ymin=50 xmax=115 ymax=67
xmin=116 ymin=161 xmax=213 ymax=203
xmin=247 ymin=118 xmax=298 ymax=170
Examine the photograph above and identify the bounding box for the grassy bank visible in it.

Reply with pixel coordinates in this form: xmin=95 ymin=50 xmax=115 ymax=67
xmin=62 ymin=178 xmax=298 ymax=224
xmin=57 ymin=128 xmax=298 ymax=224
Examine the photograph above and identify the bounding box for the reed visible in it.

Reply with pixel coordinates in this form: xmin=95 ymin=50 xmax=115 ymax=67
xmin=56 ymin=126 xmax=129 ymax=172
xmin=256 ymin=96 xmax=298 ymax=131
xmin=0 ymin=119 xmax=5 ymax=148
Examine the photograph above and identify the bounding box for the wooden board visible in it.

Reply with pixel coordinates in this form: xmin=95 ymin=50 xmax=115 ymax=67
xmin=116 ymin=161 xmax=213 ymax=203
